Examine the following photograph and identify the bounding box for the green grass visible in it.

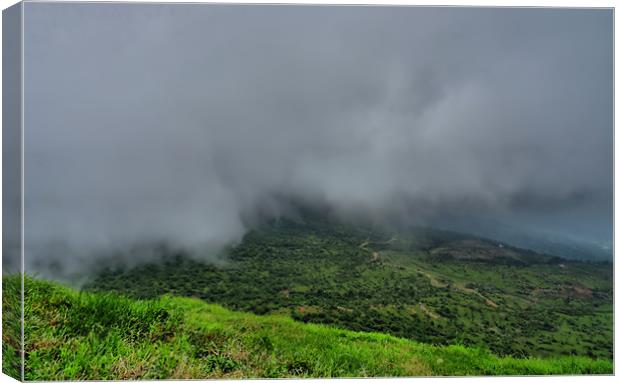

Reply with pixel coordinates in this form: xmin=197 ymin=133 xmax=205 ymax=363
xmin=3 ymin=274 xmax=613 ymax=380
xmin=2 ymin=273 xmax=22 ymax=380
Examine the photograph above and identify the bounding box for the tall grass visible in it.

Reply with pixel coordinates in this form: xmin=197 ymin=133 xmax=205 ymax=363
xmin=2 ymin=274 xmax=612 ymax=380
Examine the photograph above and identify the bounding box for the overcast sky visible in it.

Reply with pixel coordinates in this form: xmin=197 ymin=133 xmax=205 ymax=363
xmin=21 ymin=3 xmax=613 ymax=274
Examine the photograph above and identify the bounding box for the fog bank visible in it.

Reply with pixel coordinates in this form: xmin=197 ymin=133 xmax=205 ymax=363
xmin=20 ymin=4 xmax=613 ymax=277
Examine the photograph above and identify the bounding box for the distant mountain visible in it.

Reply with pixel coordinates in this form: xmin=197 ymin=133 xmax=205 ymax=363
xmin=429 ymin=216 xmax=612 ymax=262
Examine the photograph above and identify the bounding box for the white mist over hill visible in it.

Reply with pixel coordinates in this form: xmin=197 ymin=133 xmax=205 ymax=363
xmin=17 ymin=4 xmax=612 ymax=276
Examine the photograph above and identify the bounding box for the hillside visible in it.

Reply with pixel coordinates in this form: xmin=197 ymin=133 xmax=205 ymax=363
xmin=87 ymin=219 xmax=613 ymax=360
xmin=2 ymin=275 xmax=613 ymax=380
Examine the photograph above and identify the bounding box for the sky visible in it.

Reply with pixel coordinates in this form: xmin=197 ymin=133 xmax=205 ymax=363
xmin=18 ymin=3 xmax=613 ymax=276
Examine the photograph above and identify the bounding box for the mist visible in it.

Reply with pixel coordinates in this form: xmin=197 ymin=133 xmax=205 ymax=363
xmin=19 ymin=4 xmax=612 ymax=278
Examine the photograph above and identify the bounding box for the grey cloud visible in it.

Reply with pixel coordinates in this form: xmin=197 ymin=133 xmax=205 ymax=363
xmin=21 ymin=4 xmax=613 ymax=277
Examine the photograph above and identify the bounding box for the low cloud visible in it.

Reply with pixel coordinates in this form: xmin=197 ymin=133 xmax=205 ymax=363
xmin=20 ymin=4 xmax=613 ymax=277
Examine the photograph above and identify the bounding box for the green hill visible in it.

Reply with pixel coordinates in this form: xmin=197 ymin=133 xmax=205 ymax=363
xmin=2 ymin=274 xmax=613 ymax=380
xmin=87 ymin=219 xmax=613 ymax=361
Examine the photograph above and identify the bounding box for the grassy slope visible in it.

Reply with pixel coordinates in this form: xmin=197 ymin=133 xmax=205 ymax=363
xmin=3 ymin=275 xmax=612 ymax=380
xmin=87 ymin=220 xmax=614 ymax=360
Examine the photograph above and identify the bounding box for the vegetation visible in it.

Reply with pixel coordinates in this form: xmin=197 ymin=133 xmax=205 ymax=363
xmin=88 ymin=219 xmax=613 ymax=361
xmin=2 ymin=272 xmax=21 ymax=380
xmin=2 ymin=274 xmax=613 ymax=380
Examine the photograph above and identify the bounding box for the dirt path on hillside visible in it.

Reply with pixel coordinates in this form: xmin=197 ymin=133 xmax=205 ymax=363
xmin=453 ymin=282 xmax=498 ymax=308
xmin=419 ymin=303 xmax=440 ymax=319
xmin=412 ymin=263 xmax=499 ymax=308
xmin=416 ymin=269 xmax=447 ymax=288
